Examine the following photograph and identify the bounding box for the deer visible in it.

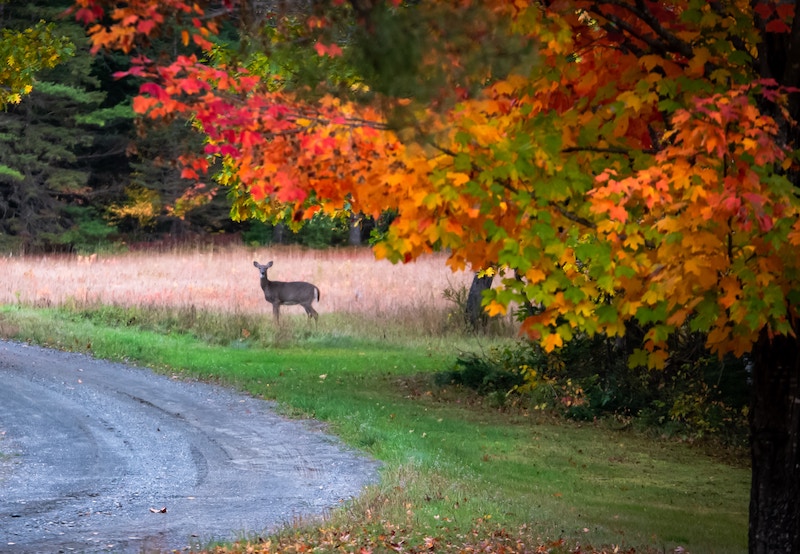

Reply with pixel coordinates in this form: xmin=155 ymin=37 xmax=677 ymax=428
xmin=253 ymin=260 xmax=320 ymax=323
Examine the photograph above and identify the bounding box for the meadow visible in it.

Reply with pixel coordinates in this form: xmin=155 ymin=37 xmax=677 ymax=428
xmin=0 ymin=245 xmax=490 ymax=346
xmin=0 ymin=246 xmax=474 ymax=327
xmin=0 ymin=245 xmax=750 ymax=553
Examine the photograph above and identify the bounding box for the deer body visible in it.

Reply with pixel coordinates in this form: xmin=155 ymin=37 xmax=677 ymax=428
xmin=253 ymin=261 xmax=320 ymax=322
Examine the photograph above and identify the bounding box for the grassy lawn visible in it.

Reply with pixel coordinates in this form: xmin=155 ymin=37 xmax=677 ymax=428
xmin=0 ymin=304 xmax=749 ymax=553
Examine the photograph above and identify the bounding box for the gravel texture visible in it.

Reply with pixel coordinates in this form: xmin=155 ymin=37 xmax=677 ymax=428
xmin=0 ymin=340 xmax=379 ymax=553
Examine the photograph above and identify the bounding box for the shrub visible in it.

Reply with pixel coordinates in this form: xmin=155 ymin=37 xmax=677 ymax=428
xmin=434 ymin=348 xmax=526 ymax=394
xmin=438 ymin=333 xmax=749 ymax=443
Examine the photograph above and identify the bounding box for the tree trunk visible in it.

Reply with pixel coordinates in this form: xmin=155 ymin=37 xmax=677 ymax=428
xmin=749 ymin=328 xmax=800 ymax=553
xmin=272 ymin=222 xmax=287 ymax=244
xmin=465 ymin=272 xmax=493 ymax=330
xmin=348 ymin=213 xmax=362 ymax=246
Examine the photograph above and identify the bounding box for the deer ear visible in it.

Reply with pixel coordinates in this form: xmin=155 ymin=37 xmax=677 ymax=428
xmin=267 ymin=261 xmax=274 ymax=268
xmin=253 ymin=261 xmax=259 ymax=268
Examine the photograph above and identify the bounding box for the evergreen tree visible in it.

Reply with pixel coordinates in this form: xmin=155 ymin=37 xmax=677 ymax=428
xmin=0 ymin=0 xmax=131 ymax=252
xmin=114 ymin=119 xmax=243 ymax=241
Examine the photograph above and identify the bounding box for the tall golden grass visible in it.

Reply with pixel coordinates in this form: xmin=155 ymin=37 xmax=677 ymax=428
xmin=0 ymin=245 xmax=500 ymax=341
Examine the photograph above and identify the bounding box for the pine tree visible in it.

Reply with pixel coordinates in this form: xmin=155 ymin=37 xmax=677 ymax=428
xmin=0 ymin=0 xmax=130 ymax=252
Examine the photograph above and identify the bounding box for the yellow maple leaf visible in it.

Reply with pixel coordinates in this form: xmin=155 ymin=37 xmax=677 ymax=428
xmin=623 ymin=233 xmax=645 ymax=250
xmin=642 ymin=288 xmax=661 ymax=305
xmin=619 ymin=301 xmax=642 ymax=316
xmin=485 ymin=300 xmax=507 ymax=317
xmin=603 ymin=318 xmax=627 ymax=337
xmin=684 ymin=257 xmax=703 ymax=276
xmin=491 ymin=80 xmax=516 ymax=96
xmin=447 ymin=172 xmax=471 ymax=186
xmin=373 ymin=242 xmax=390 ymax=259
xmin=477 ymin=99 xmax=503 ymax=115
xmin=617 ymin=90 xmax=643 ymax=112
xmin=639 ymin=55 xmax=663 ymax=72
xmin=470 ymin=124 xmax=501 ymax=145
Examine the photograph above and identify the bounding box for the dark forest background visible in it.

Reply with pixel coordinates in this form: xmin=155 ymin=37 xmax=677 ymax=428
xmin=0 ymin=0 xmax=378 ymax=253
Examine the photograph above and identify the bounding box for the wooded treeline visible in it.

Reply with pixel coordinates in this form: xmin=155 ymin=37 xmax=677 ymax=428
xmin=0 ymin=0 xmax=368 ymax=253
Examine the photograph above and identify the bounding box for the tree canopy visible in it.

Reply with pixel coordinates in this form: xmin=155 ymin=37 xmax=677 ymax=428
xmin=75 ymin=0 xmax=799 ymax=362
xmin=72 ymin=0 xmax=800 ymax=551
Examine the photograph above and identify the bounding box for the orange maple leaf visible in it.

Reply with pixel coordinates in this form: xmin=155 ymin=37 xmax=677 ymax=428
xmin=542 ymin=333 xmax=563 ymax=353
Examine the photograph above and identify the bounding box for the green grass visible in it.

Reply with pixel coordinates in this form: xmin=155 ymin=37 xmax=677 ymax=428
xmin=0 ymin=305 xmax=750 ymax=553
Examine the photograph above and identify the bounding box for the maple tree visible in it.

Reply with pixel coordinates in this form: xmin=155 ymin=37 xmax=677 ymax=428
xmin=73 ymin=0 xmax=800 ymax=551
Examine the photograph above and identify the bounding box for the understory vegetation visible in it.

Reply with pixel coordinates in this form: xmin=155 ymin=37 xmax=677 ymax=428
xmin=439 ymin=337 xmax=750 ymax=449
xmin=0 ymin=248 xmax=749 ymax=553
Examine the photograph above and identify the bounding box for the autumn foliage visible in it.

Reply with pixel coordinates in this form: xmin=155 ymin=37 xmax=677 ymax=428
xmin=72 ymin=1 xmax=800 ymax=549
xmin=70 ymin=0 xmax=799 ymax=370
xmin=0 ymin=20 xmax=73 ymax=107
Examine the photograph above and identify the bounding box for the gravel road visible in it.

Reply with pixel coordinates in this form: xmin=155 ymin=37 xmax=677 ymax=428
xmin=0 ymin=340 xmax=379 ymax=553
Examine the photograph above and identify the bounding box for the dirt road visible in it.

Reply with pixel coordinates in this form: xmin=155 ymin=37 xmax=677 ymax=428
xmin=0 ymin=340 xmax=378 ymax=553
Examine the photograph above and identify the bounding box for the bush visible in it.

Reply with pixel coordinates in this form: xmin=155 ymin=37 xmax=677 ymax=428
xmin=437 ymin=333 xmax=749 ymax=443
xmin=435 ymin=348 xmax=526 ymax=394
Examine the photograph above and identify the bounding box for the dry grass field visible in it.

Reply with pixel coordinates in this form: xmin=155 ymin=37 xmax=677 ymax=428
xmin=0 ymin=245 xmax=493 ymax=341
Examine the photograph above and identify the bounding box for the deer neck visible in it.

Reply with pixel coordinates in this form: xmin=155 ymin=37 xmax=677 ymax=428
xmin=261 ymin=275 xmax=278 ymax=301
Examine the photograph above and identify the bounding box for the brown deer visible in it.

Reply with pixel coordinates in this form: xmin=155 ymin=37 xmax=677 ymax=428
xmin=253 ymin=261 xmax=320 ymax=323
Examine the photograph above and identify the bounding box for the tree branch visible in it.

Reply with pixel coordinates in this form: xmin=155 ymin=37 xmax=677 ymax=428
xmin=562 ymin=145 xmax=658 ymax=156
xmin=629 ymin=0 xmax=693 ymax=58
xmin=591 ymin=0 xmax=693 ymax=58
xmin=589 ymin=2 xmax=671 ymax=57
xmin=550 ymin=202 xmax=597 ymax=229
xmin=588 ymin=4 xmax=651 ymax=56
